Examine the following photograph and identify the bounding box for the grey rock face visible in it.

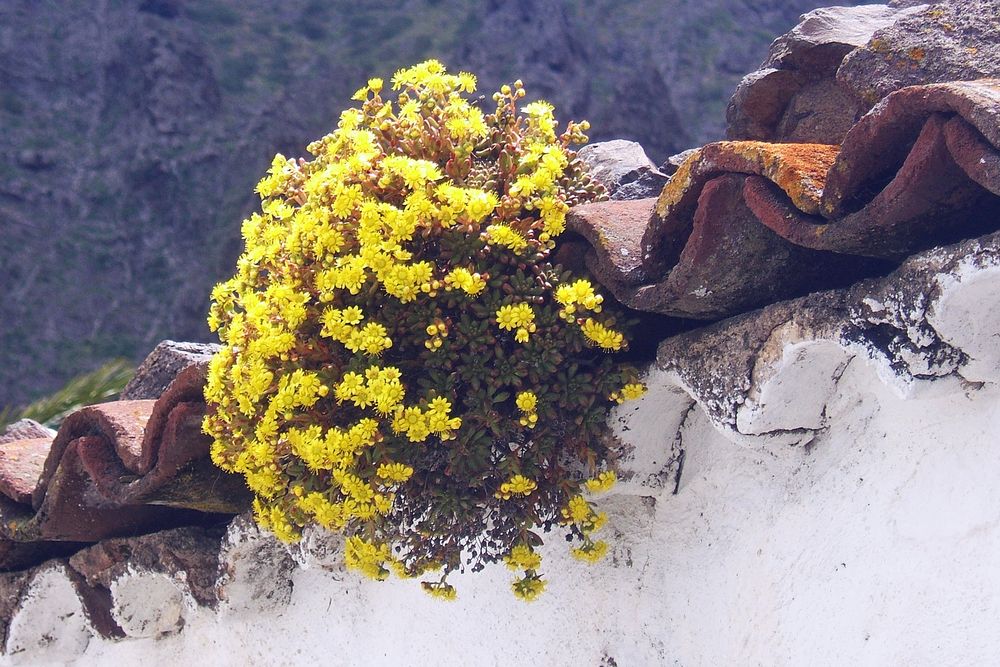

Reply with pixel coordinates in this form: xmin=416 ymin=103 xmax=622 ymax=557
xmin=68 ymin=526 xmax=226 ymax=610
xmin=660 ymin=148 xmax=700 ymax=177
xmin=120 ymin=340 xmax=219 ymax=400
xmin=838 ymin=0 xmax=1000 ymax=108
xmin=0 ymin=419 xmax=55 ymax=445
xmin=656 ymin=227 xmax=1000 ymax=433
xmin=456 ymin=0 xmax=691 ymax=162
xmin=577 ymin=140 xmax=668 ymax=201
xmin=768 ymin=4 xmax=916 ymax=68
xmin=727 ymin=4 xmax=922 ymax=143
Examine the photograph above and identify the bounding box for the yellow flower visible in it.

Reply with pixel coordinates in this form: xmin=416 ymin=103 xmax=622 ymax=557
xmin=253 ymin=500 xmax=300 ymax=543
xmin=515 ymin=391 xmax=537 ymax=413
xmin=512 ymin=574 xmax=546 ymax=601
xmin=622 ymin=383 xmax=646 ymax=400
xmin=335 ymin=372 xmax=365 ymax=403
xmin=504 ymin=544 xmax=542 ymax=572
xmin=344 ymin=536 xmax=392 ymax=581
xmin=370 ymin=374 xmax=405 ymax=415
xmin=465 ymin=190 xmax=498 ymax=222
xmin=456 ymin=72 xmax=476 ymax=93
xmin=443 ymin=267 xmax=486 ymax=296
xmin=298 ymin=492 xmax=349 ymax=530
xmin=357 ymin=321 xmax=392 ymax=356
xmin=427 ymin=396 xmax=452 ymax=416
xmin=584 ymin=470 xmax=617 ymax=493
xmin=421 ymin=581 xmax=457 ymax=601
xmin=495 ymin=474 xmax=537 ymax=500
xmin=537 ymin=196 xmax=569 ymax=236
xmin=561 ymin=495 xmax=593 ymax=524
xmin=580 ymin=318 xmax=624 ymax=351
xmin=203 ymin=59 xmax=627 ymax=601
xmin=496 ymin=303 xmax=535 ymax=331
xmin=571 ymin=540 xmax=608 ymax=564
xmin=485 ymin=224 xmax=528 ymax=252
xmin=287 ymin=425 xmax=328 ymax=471
xmin=555 ymin=279 xmax=603 ymax=312
xmin=377 ymin=462 xmax=414 ymax=484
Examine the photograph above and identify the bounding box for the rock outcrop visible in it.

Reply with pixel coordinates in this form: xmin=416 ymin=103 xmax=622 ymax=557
xmin=727 ymin=3 xmax=921 ymax=143
xmin=577 ymin=140 xmax=669 ymax=201
xmin=839 ymin=0 xmax=1000 ymax=107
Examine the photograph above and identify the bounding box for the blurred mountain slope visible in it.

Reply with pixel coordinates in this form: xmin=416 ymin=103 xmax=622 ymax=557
xmin=0 ymin=0 xmax=877 ymax=409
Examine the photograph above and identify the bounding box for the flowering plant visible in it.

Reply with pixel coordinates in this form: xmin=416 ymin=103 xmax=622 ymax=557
xmin=203 ymin=61 xmax=646 ymax=600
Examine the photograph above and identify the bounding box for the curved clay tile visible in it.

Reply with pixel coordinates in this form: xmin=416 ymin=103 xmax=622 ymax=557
xmin=821 ymin=79 xmax=1000 ymax=217
xmin=0 ymin=438 xmax=50 ymax=505
xmin=746 ymin=114 xmax=1000 ymax=258
xmin=944 ymin=115 xmax=1000 ymax=196
xmin=566 ymin=197 xmax=654 ymax=292
xmin=630 ymin=174 xmax=877 ymax=318
xmin=0 ymin=357 xmax=247 ymax=564
xmin=569 ymin=79 xmax=1000 ymax=318
xmin=641 ymin=141 xmax=839 ymax=277
xmin=30 ymin=401 xmax=155 ymax=510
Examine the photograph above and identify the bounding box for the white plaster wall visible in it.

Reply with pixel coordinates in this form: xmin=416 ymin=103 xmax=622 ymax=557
xmin=9 ymin=244 xmax=1000 ymax=666
xmin=52 ymin=356 xmax=1000 ymax=667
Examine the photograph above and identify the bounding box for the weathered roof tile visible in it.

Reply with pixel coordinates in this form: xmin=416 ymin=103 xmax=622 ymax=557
xmin=0 ymin=350 xmax=248 ymax=569
xmin=569 ymin=79 xmax=1000 ymax=317
xmin=0 ymin=438 xmax=50 ymax=505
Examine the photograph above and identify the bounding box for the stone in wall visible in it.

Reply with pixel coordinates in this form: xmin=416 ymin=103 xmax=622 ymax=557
xmin=838 ymin=0 xmax=1000 ymax=108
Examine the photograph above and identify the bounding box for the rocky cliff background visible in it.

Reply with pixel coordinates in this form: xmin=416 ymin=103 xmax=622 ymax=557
xmin=0 ymin=0 xmax=879 ymax=409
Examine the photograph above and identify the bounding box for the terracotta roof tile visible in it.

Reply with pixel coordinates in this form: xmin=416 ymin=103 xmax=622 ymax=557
xmin=31 ymin=401 xmax=155 ymax=509
xmin=643 ymin=141 xmax=839 ymax=278
xmin=567 ymin=198 xmax=653 ymax=290
xmin=746 ymin=114 xmax=1000 ymax=258
xmin=0 ymin=438 xmax=50 ymax=505
xmin=0 ymin=353 xmax=249 ymax=569
xmin=630 ymin=174 xmax=877 ymax=318
xmin=945 ymin=114 xmax=1000 ymax=196
xmin=568 ymin=79 xmax=1000 ymax=318
xmin=822 ymin=79 xmax=1000 ymax=217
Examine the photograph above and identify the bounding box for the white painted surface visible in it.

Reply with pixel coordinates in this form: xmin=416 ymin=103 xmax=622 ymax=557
xmin=8 ymin=240 xmax=1000 ymax=667
xmin=110 ymin=571 xmax=190 ymax=638
xmin=930 ymin=263 xmax=1000 ymax=384
xmin=55 ymin=355 xmax=1000 ymax=667
xmin=5 ymin=564 xmax=91 ymax=664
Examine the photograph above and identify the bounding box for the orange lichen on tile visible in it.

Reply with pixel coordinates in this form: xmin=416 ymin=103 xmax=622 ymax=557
xmin=654 ymin=147 xmax=702 ymax=218
xmin=721 ymin=141 xmax=839 ymax=214
xmin=655 ymin=142 xmax=839 ymax=220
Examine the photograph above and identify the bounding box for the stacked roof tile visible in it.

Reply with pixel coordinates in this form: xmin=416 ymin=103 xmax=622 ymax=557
xmin=0 ymin=344 xmax=248 ymax=572
xmin=571 ymin=79 xmax=1000 ymax=319
xmin=568 ymin=0 xmax=1000 ymax=320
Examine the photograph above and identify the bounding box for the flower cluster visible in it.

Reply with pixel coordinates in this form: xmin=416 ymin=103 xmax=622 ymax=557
xmin=610 ymin=382 xmax=647 ymax=404
xmin=515 ymin=390 xmax=538 ymax=428
xmin=204 ymin=61 xmax=644 ymax=600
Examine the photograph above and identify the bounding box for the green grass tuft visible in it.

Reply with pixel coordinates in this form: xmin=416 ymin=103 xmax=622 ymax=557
xmin=1 ymin=359 xmax=135 ymax=431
